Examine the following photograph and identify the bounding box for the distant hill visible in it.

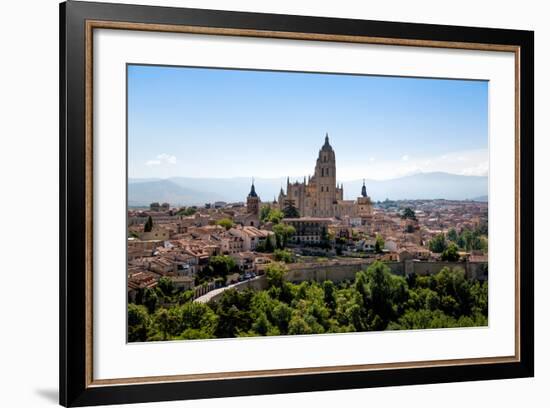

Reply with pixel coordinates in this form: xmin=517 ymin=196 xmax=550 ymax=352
xmin=128 ymin=179 xmax=226 ymax=207
xmin=345 ymin=172 xmax=488 ymax=202
xmin=471 ymin=195 xmax=489 ymax=202
xmin=128 ymin=172 xmax=488 ymax=207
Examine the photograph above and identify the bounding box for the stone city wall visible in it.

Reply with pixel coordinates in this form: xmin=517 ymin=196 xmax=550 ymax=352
xmin=285 ymin=259 xmax=488 ymax=283
xmin=199 ymin=258 xmax=487 ymax=304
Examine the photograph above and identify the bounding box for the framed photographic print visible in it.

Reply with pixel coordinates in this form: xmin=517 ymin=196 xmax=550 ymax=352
xmin=59 ymin=1 xmax=534 ymax=406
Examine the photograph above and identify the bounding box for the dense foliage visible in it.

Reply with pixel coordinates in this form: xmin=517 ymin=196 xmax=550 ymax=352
xmin=260 ymin=206 xmax=285 ymax=224
xmin=282 ymin=203 xmax=300 ymax=218
xmin=196 ymin=255 xmax=238 ymax=284
xmin=176 ymin=207 xmax=197 ymax=216
xmin=216 ymin=218 xmax=234 ymax=230
xmin=401 ymin=207 xmax=417 ymax=221
xmin=128 ymin=261 xmax=488 ymax=342
xmin=445 ymin=226 xmax=488 ymax=252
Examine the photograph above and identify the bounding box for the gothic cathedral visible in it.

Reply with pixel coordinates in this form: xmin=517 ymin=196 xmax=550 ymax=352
xmin=277 ymin=133 xmax=373 ymax=222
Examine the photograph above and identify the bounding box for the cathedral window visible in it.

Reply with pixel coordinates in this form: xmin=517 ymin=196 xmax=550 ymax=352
xmin=326 ymin=168 xmax=329 ymax=177
xmin=321 ymin=186 xmax=323 ymax=192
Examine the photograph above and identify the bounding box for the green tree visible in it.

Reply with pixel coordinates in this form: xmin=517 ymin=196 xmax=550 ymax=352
xmin=441 ymin=242 xmax=460 ymax=262
xmin=319 ymin=227 xmax=331 ymax=249
xmin=265 ymin=263 xmax=287 ymax=288
xmin=263 ymin=236 xmax=275 ymax=252
xmin=143 ymin=287 xmax=158 ymax=314
xmin=360 ymin=261 xmax=409 ymax=329
xmin=273 ymin=248 xmax=293 ymax=263
xmin=282 ymin=203 xmax=300 ymax=218
xmin=401 ymin=207 xmax=417 ymax=221
xmin=447 ymin=228 xmax=458 ymax=243
xmin=216 ymin=218 xmax=234 ymax=230
xmin=214 ymin=289 xmax=254 ymax=338
xmin=267 ymin=209 xmax=284 ymax=224
xmin=260 ymin=205 xmax=272 ymax=222
xmin=272 ymin=302 xmax=292 ymax=334
xmin=151 ymin=308 xmax=173 ymax=340
xmin=176 ymin=207 xmax=197 ymax=216
xmin=157 ymin=276 xmax=175 ymax=297
xmin=433 ymin=267 xmax=473 ymax=318
xmin=144 ymin=215 xmax=153 ymax=232
xmin=177 ymin=289 xmax=194 ymax=305
xmin=127 ymin=304 xmax=149 ymax=342
xmin=272 ymin=223 xmax=296 ymax=248
xmin=428 ymin=233 xmax=448 ymax=253
xmin=374 ymin=234 xmax=385 ymax=253
xmin=198 ymin=255 xmax=237 ymax=282
xmin=176 ymin=302 xmax=218 ymax=337
xmin=323 ymin=280 xmax=337 ymax=311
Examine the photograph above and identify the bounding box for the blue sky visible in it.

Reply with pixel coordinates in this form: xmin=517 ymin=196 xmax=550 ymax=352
xmin=128 ymin=64 xmax=488 ymax=181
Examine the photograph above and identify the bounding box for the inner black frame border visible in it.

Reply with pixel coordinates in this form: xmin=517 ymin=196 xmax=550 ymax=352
xmin=60 ymin=1 xmax=534 ymax=406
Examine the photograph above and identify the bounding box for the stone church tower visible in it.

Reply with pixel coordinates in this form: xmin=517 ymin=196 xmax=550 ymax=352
xmin=313 ymin=133 xmax=338 ymax=217
xmin=357 ymin=179 xmax=373 ymax=223
xmin=246 ymin=181 xmax=260 ymax=216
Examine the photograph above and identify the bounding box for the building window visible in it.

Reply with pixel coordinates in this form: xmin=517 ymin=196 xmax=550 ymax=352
xmin=321 ymin=186 xmax=323 ymax=192
xmin=326 ymin=168 xmax=329 ymax=177
xmin=326 ymin=186 xmax=329 ymax=192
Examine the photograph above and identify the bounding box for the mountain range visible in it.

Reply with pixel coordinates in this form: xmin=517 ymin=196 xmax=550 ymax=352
xmin=128 ymin=172 xmax=488 ymax=207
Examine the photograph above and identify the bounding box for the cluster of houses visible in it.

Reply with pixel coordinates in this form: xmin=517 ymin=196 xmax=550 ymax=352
xmin=127 ymin=208 xmax=278 ymax=301
xmin=127 ymin=196 xmax=488 ymax=302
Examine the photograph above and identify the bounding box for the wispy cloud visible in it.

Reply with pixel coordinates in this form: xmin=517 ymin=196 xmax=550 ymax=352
xmin=146 ymin=153 xmax=177 ymax=167
xmin=338 ymin=148 xmax=488 ymax=181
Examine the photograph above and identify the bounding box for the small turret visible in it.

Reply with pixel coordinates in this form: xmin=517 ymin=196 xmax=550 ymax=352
xmin=361 ymin=179 xmax=367 ymax=197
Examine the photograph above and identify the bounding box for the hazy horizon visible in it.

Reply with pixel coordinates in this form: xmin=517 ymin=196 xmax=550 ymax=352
xmin=129 ymin=169 xmax=488 ymax=183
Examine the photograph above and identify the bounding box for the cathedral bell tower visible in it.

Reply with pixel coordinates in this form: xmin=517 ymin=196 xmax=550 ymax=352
xmin=357 ymin=179 xmax=373 ymax=224
xmin=246 ymin=180 xmax=260 ymax=216
xmin=314 ymin=133 xmax=337 ymax=217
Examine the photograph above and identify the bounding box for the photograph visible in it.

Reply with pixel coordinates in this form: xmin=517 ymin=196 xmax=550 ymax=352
xmin=126 ymin=64 xmax=490 ymax=342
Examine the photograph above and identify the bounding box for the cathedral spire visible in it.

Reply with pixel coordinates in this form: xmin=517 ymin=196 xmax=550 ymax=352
xmin=248 ymin=179 xmax=258 ymax=197
xmin=321 ymin=132 xmax=333 ymax=151
xmin=361 ymin=179 xmax=367 ymax=197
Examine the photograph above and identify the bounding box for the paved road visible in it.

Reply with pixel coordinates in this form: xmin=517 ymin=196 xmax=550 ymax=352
xmin=194 ymin=277 xmax=260 ymax=303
